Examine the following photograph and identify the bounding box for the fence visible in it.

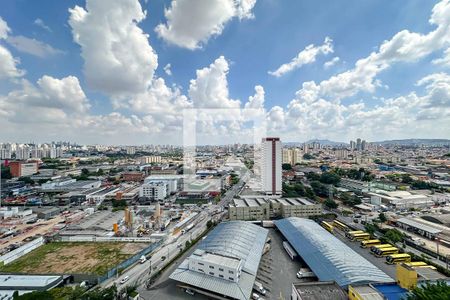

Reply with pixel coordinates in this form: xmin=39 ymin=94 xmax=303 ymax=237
xmin=0 ymin=237 xmax=44 ymax=265
xmin=97 ymin=239 xmax=164 ymax=283
xmin=58 ymin=236 xmax=160 ymax=243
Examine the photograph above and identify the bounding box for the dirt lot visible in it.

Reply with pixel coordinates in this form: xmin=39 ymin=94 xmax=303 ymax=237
xmin=0 ymin=242 xmax=149 ymax=275
xmin=0 ymin=216 xmax=64 ymax=251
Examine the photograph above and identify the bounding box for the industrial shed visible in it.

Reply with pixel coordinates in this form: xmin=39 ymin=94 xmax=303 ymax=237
xmin=170 ymin=221 xmax=268 ymax=300
xmin=274 ymin=217 xmax=393 ymax=287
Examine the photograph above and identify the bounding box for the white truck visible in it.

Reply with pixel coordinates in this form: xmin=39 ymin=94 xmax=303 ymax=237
xmin=139 ymin=255 xmax=147 ymax=264
xmin=296 ymin=268 xmax=315 ymax=279
xmin=253 ymin=281 xmax=266 ymax=295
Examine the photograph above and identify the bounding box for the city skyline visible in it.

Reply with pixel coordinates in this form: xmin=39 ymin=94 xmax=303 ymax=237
xmin=1 ymin=0 xmax=449 ymax=144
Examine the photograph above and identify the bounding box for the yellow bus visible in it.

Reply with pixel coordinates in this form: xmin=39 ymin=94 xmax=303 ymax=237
xmin=333 ymin=220 xmax=349 ymax=232
xmin=375 ymin=247 xmax=399 ymax=257
xmin=345 ymin=230 xmax=364 ymax=239
xmin=321 ymin=221 xmax=334 ymax=233
xmin=360 ymin=239 xmax=381 ymax=248
xmin=370 ymin=244 xmax=393 ymax=254
xmin=404 ymin=262 xmax=437 ymax=270
xmin=351 ymin=233 xmax=370 ymax=241
xmin=386 ymin=253 xmax=411 ymax=264
xmin=405 ymin=262 xmax=427 ymax=267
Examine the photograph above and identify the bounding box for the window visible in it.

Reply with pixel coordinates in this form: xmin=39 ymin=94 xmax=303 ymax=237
xmin=219 ymin=268 xmax=224 ymax=271
xmin=229 ymin=277 xmax=234 ymax=281
xmin=209 ymin=265 xmax=214 ymax=269
xmin=198 ymin=268 xmax=204 ymax=272
xmin=209 ymin=272 xmax=214 ymax=276
xmin=219 ymin=274 xmax=224 ymax=278
xmin=198 ymin=262 xmax=204 ymax=266
xmin=229 ymin=270 xmax=234 ymax=274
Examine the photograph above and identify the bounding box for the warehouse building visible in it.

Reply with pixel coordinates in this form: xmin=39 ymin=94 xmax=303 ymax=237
xmin=291 ymin=281 xmax=347 ymax=300
xmin=0 ymin=274 xmax=65 ymax=299
xmin=170 ymin=221 xmax=268 ymax=300
xmin=274 ymin=218 xmax=393 ymax=287
xmin=229 ymin=197 xmax=321 ymax=221
xmin=368 ymin=191 xmax=434 ymax=209
xmin=395 ymin=218 xmax=442 ymax=240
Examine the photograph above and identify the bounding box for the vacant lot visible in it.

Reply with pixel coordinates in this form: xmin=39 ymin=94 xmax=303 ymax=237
xmin=0 ymin=242 xmax=148 ymax=275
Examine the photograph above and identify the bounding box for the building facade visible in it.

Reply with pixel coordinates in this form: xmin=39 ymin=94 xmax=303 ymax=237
xmin=9 ymin=161 xmax=38 ymax=177
xmin=261 ymin=137 xmax=282 ymax=196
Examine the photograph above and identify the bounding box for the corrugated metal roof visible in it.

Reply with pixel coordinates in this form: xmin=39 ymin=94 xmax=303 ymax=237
xmin=397 ymin=218 xmax=442 ymax=234
xmin=169 ymin=221 xmax=268 ymax=300
xmin=274 ymin=217 xmax=393 ymax=287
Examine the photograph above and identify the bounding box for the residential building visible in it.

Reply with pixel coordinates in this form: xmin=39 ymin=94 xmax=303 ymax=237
xmin=261 ymin=137 xmax=282 ymax=196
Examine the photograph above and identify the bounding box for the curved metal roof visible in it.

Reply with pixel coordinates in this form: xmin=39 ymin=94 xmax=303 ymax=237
xmin=170 ymin=221 xmax=268 ymax=300
xmin=274 ymin=217 xmax=393 ymax=287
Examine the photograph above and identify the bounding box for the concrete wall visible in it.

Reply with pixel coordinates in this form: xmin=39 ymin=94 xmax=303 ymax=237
xmin=0 ymin=237 xmax=44 ymax=265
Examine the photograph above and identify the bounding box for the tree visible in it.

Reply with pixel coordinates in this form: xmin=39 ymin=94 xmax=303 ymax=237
xmin=319 ymin=172 xmax=341 ymax=185
xmin=81 ymin=168 xmax=89 ymax=176
xmin=310 ymin=181 xmax=328 ymax=197
xmin=282 ymin=163 xmax=292 ymax=170
xmin=324 ymin=198 xmax=338 ymax=209
xmin=1 ymin=166 xmax=12 ymax=179
xmin=384 ymin=229 xmax=403 ymax=244
xmin=406 ymin=281 xmax=450 ymax=300
xmin=379 ymin=212 xmax=387 ymax=223
xmin=303 ymin=153 xmax=314 ymax=160
xmin=18 ymin=176 xmax=34 ymax=185
xmin=364 ymin=223 xmax=377 ymax=235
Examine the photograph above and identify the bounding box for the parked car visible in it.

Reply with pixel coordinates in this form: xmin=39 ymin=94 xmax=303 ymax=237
xmin=185 ymin=289 xmax=195 ymax=296
xmin=119 ymin=276 xmax=129 ymax=284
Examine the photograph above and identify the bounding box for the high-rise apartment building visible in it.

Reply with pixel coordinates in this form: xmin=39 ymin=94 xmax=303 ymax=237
xmin=261 ymin=137 xmax=282 ymax=196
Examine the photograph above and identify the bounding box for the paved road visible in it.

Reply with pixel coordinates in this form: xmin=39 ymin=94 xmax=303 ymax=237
xmin=101 ymin=211 xmax=211 ymax=290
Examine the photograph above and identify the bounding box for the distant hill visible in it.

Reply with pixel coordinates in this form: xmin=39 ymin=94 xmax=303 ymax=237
xmin=284 ymin=139 xmax=347 ymax=146
xmin=374 ymin=139 xmax=450 ymax=146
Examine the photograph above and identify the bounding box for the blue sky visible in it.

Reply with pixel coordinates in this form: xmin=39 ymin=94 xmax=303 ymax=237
xmin=0 ymin=0 xmax=449 ymax=144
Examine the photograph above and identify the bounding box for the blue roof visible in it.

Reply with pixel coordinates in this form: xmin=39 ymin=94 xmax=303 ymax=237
xmin=373 ymin=283 xmax=408 ymax=300
xmin=274 ymin=217 xmax=393 ymax=287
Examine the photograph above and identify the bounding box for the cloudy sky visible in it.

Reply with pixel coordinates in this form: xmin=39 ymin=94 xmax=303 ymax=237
xmin=0 ymin=0 xmax=449 ymax=145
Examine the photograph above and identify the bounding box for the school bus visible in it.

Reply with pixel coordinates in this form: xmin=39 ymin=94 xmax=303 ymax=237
xmin=321 ymin=221 xmax=334 ymax=233
xmin=333 ymin=220 xmax=349 ymax=232
xmin=386 ymin=253 xmax=411 ymax=264
xmin=351 ymin=232 xmax=370 ymax=241
xmin=375 ymin=247 xmax=399 ymax=257
xmin=345 ymin=230 xmax=364 ymax=239
xmin=404 ymin=262 xmax=437 ymax=270
xmin=370 ymin=244 xmax=393 ymax=254
xmin=360 ymin=239 xmax=381 ymax=248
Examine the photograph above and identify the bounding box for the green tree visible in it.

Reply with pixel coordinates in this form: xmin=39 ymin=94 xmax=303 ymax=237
xmin=324 ymin=198 xmax=338 ymax=209
xmin=282 ymin=163 xmax=292 ymax=170
xmin=406 ymin=281 xmax=450 ymax=300
xmin=18 ymin=176 xmax=34 ymax=185
xmin=379 ymin=212 xmax=387 ymax=223
xmin=1 ymin=166 xmax=12 ymax=179
xmin=384 ymin=229 xmax=403 ymax=244
xmin=311 ymin=181 xmax=328 ymax=197
xmin=303 ymin=153 xmax=314 ymax=160
xmin=319 ymin=172 xmax=341 ymax=185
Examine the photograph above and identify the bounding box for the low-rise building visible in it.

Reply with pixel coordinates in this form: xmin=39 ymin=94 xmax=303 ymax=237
xmin=369 ymin=191 xmax=434 ymax=209
xmin=229 ymin=197 xmax=321 ymax=221
xmin=139 ymin=182 xmax=168 ymax=200
xmin=292 ymin=281 xmax=347 ymax=300
xmin=9 ymin=161 xmax=38 ymax=177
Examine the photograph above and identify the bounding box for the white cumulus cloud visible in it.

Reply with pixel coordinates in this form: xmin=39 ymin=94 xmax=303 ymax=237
xmin=269 ymin=37 xmax=333 ymax=77
xmin=155 ymin=0 xmax=257 ymax=50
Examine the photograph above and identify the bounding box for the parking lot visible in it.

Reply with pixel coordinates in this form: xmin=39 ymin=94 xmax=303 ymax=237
xmin=333 ymin=229 xmax=397 ymax=279
xmin=256 ymin=228 xmax=303 ymax=300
